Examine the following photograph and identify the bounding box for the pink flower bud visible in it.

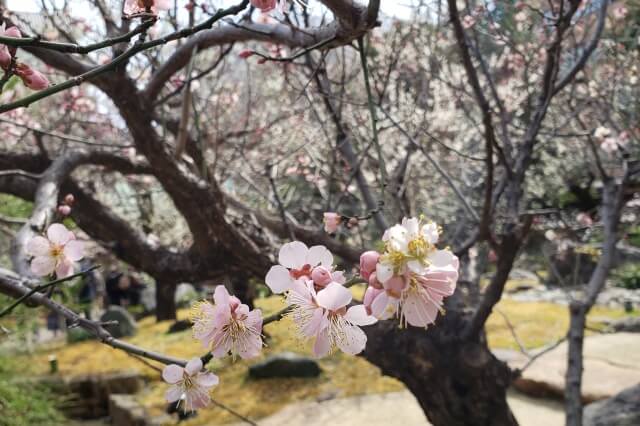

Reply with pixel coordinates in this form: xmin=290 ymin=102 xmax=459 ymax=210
xmin=64 ymin=194 xmax=75 ymax=205
xmin=238 ymin=49 xmax=254 ymax=59
xmin=363 ymin=286 xmax=383 ymax=315
xmin=359 ymin=250 xmax=380 ymax=280
xmin=368 ymin=272 xmax=383 ymax=290
xmin=57 ymin=205 xmax=71 ymax=216
xmin=311 ymin=266 xmax=332 ymax=287
xmin=0 ymin=46 xmax=11 ymax=70
xmin=323 ymin=212 xmax=341 ymax=234
xmin=4 ymin=26 xmax=21 ymax=39
xmin=15 ymin=63 xmax=49 ymax=90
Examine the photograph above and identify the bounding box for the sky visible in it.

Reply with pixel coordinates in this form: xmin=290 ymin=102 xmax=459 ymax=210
xmin=6 ymin=0 xmax=417 ymax=20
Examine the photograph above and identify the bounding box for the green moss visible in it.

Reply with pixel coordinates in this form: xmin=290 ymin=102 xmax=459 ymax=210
xmin=0 ymin=194 xmax=32 ymax=218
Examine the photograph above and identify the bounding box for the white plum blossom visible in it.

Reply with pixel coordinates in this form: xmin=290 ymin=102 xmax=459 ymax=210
xmin=265 ymin=241 xmax=335 ymax=293
xmin=162 ymin=357 xmax=219 ymax=411
xmin=25 ymin=223 xmax=84 ymax=278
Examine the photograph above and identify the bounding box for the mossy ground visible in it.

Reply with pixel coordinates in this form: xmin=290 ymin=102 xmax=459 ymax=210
xmin=11 ymin=286 xmax=639 ymax=425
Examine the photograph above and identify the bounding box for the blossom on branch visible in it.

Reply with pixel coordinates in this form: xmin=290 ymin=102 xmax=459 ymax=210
xmin=124 ymin=0 xmax=171 ymax=16
xmin=265 ymin=241 xmax=336 ymax=293
xmin=191 ymin=286 xmax=263 ymax=359
xmin=15 ymin=63 xmax=49 ymax=90
xmin=0 ymin=25 xmax=21 ymax=69
xmin=287 ymin=281 xmax=376 ymax=357
xmin=26 ymin=223 xmax=84 ymax=278
xmin=162 ymin=357 xmax=219 ymax=411
xmin=323 ymin=212 xmax=341 ymax=234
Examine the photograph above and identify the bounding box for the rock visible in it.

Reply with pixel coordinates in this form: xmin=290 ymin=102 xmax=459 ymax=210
xmin=175 ymin=283 xmax=198 ymax=307
xmin=501 ymin=333 xmax=640 ymax=402
xmin=166 ymin=319 xmax=192 ymax=334
xmin=100 ymin=306 xmax=137 ymax=338
xmin=584 ymin=384 xmax=640 ymax=426
xmin=608 ymin=317 xmax=640 ymax=333
xmin=249 ymin=352 xmax=321 ymax=379
xmin=36 ymin=371 xmax=143 ymax=419
xmin=109 ymin=394 xmax=147 ymax=426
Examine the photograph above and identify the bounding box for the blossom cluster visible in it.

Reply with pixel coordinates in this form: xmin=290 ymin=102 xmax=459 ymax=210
xmin=26 ymin=216 xmax=458 ymax=414
xmin=0 ymin=25 xmax=49 ymax=90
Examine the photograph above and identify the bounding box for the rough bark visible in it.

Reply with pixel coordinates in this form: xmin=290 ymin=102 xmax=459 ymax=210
xmin=363 ymin=299 xmax=518 ymax=426
xmin=155 ymin=280 xmax=177 ymax=321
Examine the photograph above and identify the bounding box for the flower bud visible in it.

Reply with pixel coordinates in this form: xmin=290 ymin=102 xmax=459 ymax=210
xmin=57 ymin=205 xmax=71 ymax=216
xmin=359 ymin=250 xmax=380 ymax=280
xmin=311 ymin=266 xmax=332 ymax=287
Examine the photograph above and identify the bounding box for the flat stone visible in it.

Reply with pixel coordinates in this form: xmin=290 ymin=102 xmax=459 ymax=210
xmin=584 ymin=384 xmax=640 ymax=426
xmin=502 ymin=333 xmax=640 ymax=402
xmin=228 ymin=390 xmax=563 ymax=426
xmin=607 ymin=317 xmax=640 ymax=333
xmin=109 ymin=394 xmax=147 ymax=426
xmin=100 ymin=306 xmax=137 ymax=338
xmin=249 ymin=352 xmax=321 ymax=379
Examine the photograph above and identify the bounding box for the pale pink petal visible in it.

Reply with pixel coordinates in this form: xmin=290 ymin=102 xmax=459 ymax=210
xmin=265 ymin=265 xmax=294 ymax=293
xmin=376 ymin=262 xmax=394 ymax=283
xmin=301 ymin=308 xmax=327 ymax=338
xmin=344 ymin=305 xmax=377 ymax=326
xmin=55 ymin=258 xmax=74 ymax=278
xmin=306 ymin=245 xmax=333 ymax=267
xmin=26 ymin=236 xmax=51 ymax=257
xmin=278 ymin=241 xmax=308 ymax=269
xmin=403 ymin=217 xmax=420 ymax=236
xmin=235 ymin=304 xmax=250 ymax=318
xmin=384 ymin=275 xmax=407 ymax=294
xmin=336 ymin=324 xmax=367 ymax=355
xmin=63 ymin=240 xmax=84 ymax=261
xmin=246 ymin=309 xmax=263 ymax=332
xmin=46 ymin=223 xmax=72 ymax=245
xmin=212 ymin=304 xmax=231 ymax=328
xmin=165 ymin=385 xmax=183 ymax=403
xmin=363 ymin=286 xmax=383 ymax=310
xmin=428 ymin=249 xmax=455 ymax=267
xmin=422 ymin=222 xmax=439 ymax=244
xmin=239 ymin=335 xmax=263 ymax=359
xmin=30 ymin=256 xmax=56 ymax=277
xmin=196 ymin=372 xmax=219 ymax=388
xmin=185 ymin=357 xmax=203 ymax=376
xmin=0 ymin=45 xmax=11 ymax=69
xmin=371 ymin=292 xmax=398 ymax=320
xmin=188 ymin=388 xmax=210 ymax=409
xmin=402 ymin=293 xmax=438 ymax=328
xmin=407 ymin=259 xmax=427 ymax=275
xmin=313 ymin=330 xmax=331 ymax=358
xmin=162 ymin=364 xmax=184 ymax=384
xmin=316 ymin=282 xmax=352 ymax=312
xmin=213 ymin=285 xmax=230 ymax=307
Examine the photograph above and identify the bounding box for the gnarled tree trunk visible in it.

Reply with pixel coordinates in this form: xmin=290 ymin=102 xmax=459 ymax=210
xmin=363 ymin=300 xmax=518 ymax=426
xmin=155 ymin=280 xmax=177 ymax=321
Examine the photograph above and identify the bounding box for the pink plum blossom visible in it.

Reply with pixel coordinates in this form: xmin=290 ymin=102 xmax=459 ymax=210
xmin=26 ymin=223 xmax=84 ymax=278
xmin=323 ymin=212 xmax=341 ymax=234
xmin=265 ymin=241 xmax=334 ymax=293
xmin=162 ymin=357 xmax=219 ymax=411
xmin=287 ymin=281 xmax=376 ymax=357
xmin=192 ymin=286 xmax=263 ymax=359
xmin=57 ymin=205 xmax=71 ymax=216
xmin=612 ymin=5 xmax=628 ymax=20
xmin=124 ymin=0 xmax=171 ymax=15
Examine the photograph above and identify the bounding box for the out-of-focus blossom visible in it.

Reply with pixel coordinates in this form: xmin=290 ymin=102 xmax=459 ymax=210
xmin=323 ymin=212 xmax=341 ymax=234
xmin=238 ymin=49 xmax=254 ymax=59
xmin=0 ymin=26 xmax=21 ymax=69
xmin=124 ymin=0 xmax=171 ymax=15
xmin=287 ymin=281 xmax=376 ymax=357
xmin=612 ymin=5 xmax=628 ymax=20
xmin=64 ymin=194 xmax=75 ymax=205
xmin=15 ymin=63 xmax=49 ymax=90
xmin=26 ymin=223 xmax=84 ymax=278
xmin=57 ymin=205 xmax=71 ymax=216
xmin=265 ymin=241 xmax=333 ymax=293
xmin=162 ymin=358 xmax=219 ymax=411
xmin=594 ymin=126 xmax=611 ymax=139
xmin=191 ymin=286 xmax=263 ymax=359
xmin=576 ymin=213 xmax=593 ymax=227
xmin=462 ymin=15 xmax=476 ymax=29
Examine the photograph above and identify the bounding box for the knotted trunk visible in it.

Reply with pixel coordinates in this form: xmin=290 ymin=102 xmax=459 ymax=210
xmin=155 ymin=281 xmax=177 ymax=321
xmin=362 ymin=304 xmax=518 ymax=426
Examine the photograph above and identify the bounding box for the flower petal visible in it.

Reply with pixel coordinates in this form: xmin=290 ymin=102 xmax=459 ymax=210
xmin=63 ymin=240 xmax=84 ymax=261
xmin=344 ymin=305 xmax=377 ymax=326
xmin=306 ymin=245 xmax=333 ymax=267
xmin=185 ymin=357 xmax=203 ymax=376
xmin=46 ymin=223 xmax=72 ymax=245
xmin=402 ymin=292 xmax=439 ymax=328
xmin=26 ymin=236 xmax=51 ymax=257
xmin=278 ymin=241 xmax=308 ymax=269
xmin=428 ymin=249 xmax=455 ymax=267
xmin=336 ymin=324 xmax=367 ymax=355
xmin=213 ymin=285 xmax=230 ymax=307
xmin=376 ymin=262 xmax=394 ymax=283
xmin=165 ymin=385 xmax=183 ymax=403
xmin=265 ymin=265 xmax=293 ymax=294
xmin=162 ymin=364 xmax=184 ymax=384
xmin=316 ymin=282 xmax=352 ymax=312
xmin=30 ymin=256 xmax=56 ymax=277
xmin=196 ymin=372 xmax=219 ymax=388
xmin=55 ymin=258 xmax=74 ymax=278
xmin=312 ymin=330 xmax=331 ymax=358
